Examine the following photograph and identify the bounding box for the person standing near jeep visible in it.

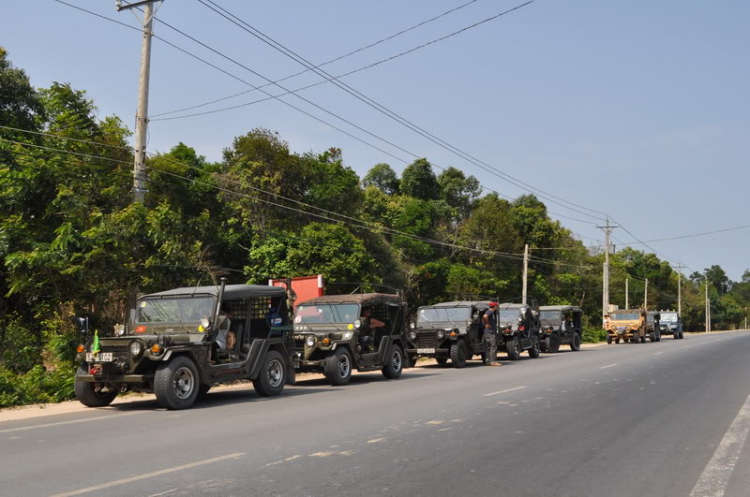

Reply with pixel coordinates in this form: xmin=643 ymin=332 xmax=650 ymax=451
xmin=483 ymin=302 xmax=500 ymax=366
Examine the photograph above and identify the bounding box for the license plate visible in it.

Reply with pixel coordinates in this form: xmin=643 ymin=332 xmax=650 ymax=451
xmin=86 ymin=352 xmax=114 ymax=362
xmin=417 ymin=348 xmax=435 ymax=354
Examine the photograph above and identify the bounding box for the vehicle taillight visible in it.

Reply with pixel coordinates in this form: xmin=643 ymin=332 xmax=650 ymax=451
xmin=519 ymin=325 xmax=525 ymax=331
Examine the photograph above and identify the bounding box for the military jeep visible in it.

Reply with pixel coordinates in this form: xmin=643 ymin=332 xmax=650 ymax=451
xmin=405 ymin=301 xmax=496 ymax=368
xmin=74 ymin=280 xmax=295 ymax=410
xmin=539 ymin=305 xmax=583 ymax=353
xmin=605 ymin=309 xmax=646 ymax=344
xmin=292 ymin=293 xmax=407 ymax=386
xmin=497 ymin=303 xmax=542 ymax=360
xmin=658 ymin=310 xmax=684 ymax=339
xmin=646 ymin=311 xmax=662 ymax=342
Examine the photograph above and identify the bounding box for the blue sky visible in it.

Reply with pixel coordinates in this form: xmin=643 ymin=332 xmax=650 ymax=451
xmin=3 ymin=0 xmax=749 ymax=280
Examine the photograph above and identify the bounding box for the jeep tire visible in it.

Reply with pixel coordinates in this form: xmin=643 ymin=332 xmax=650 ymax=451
xmin=506 ymin=337 xmax=521 ymax=361
xmin=450 ymin=340 xmax=468 ymax=368
xmin=253 ymin=350 xmax=286 ymax=397
xmin=74 ymin=366 xmax=117 ymax=408
xmin=382 ymin=344 xmax=404 ymax=379
xmin=324 ymin=348 xmax=353 ymax=386
xmin=570 ymin=333 xmax=581 ymax=351
xmin=154 ymin=356 xmax=200 ymax=410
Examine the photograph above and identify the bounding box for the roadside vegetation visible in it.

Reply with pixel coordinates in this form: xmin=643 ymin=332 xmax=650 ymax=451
xmin=1 ymin=47 xmax=748 ymax=407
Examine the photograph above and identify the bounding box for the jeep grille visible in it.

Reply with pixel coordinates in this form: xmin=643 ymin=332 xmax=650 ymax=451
xmin=101 ymin=345 xmax=130 ymax=362
xmin=416 ymin=333 xmax=437 ymax=349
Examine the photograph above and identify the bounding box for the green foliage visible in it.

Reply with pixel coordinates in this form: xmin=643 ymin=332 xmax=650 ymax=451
xmin=362 ymin=163 xmax=399 ymax=195
xmin=582 ymin=327 xmax=607 ymax=343
xmin=400 ymin=158 xmax=439 ymax=200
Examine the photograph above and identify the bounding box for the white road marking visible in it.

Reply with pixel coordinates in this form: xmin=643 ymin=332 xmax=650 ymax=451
xmin=690 ymin=392 xmax=750 ymax=497
xmin=483 ymin=386 xmax=527 ymax=397
xmin=600 ymin=364 xmax=619 ymax=370
xmin=51 ymin=452 xmax=246 ymax=497
xmin=0 ymin=412 xmax=141 ymax=434
xmin=653 ymin=352 xmax=664 ymax=356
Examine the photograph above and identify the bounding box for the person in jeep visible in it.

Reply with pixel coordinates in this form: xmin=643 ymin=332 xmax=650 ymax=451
xmin=360 ymin=307 xmax=385 ymax=352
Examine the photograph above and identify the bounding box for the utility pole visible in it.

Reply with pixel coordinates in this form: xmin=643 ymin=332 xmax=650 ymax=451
xmin=117 ymin=0 xmax=162 ymax=203
xmin=522 ymin=244 xmax=529 ymax=305
xmin=705 ymin=275 xmax=709 ymax=333
xmin=597 ymin=218 xmax=617 ymax=323
xmin=644 ymin=278 xmax=648 ymax=310
xmin=676 ymin=263 xmax=684 ymax=316
xmin=625 ymin=278 xmax=629 ymax=309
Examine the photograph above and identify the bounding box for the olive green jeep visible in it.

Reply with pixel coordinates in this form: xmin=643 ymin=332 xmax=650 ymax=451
xmin=74 ymin=280 xmax=295 ymax=410
xmin=292 ymin=293 xmax=407 ymax=385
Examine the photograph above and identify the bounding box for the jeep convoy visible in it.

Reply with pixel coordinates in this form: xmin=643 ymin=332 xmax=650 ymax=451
xmin=75 ymin=283 xmax=686 ymax=410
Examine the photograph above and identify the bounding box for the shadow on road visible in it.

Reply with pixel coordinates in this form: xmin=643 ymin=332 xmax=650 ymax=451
xmin=295 ymin=371 xmax=438 ymax=387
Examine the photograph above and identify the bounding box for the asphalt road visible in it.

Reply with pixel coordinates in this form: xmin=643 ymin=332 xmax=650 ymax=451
xmin=2 ymin=332 xmax=750 ymax=497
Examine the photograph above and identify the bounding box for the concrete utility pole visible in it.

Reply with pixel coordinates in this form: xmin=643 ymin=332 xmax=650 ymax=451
xmin=705 ymin=275 xmax=710 ymax=333
xmin=117 ymin=0 xmax=163 ymax=203
xmin=676 ymin=264 xmax=684 ymax=316
xmin=597 ymin=218 xmax=617 ymax=323
xmin=644 ymin=278 xmax=648 ymax=310
xmin=522 ymin=244 xmax=529 ymax=305
xmin=625 ymin=278 xmax=629 ymax=309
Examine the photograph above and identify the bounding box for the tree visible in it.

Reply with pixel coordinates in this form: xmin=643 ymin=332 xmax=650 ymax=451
xmin=362 ymin=163 xmax=399 ymax=195
xmin=0 ymin=47 xmax=45 ymax=136
xmin=400 ymin=158 xmax=439 ymax=200
xmin=437 ymin=167 xmax=480 ymax=218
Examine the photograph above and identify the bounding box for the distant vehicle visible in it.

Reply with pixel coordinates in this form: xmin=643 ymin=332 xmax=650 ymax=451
xmin=605 ymin=309 xmax=646 ymax=344
xmin=539 ymin=305 xmax=583 ymax=352
xmin=74 ymin=280 xmax=295 ymax=410
xmin=497 ymin=303 xmax=542 ymax=360
xmin=646 ymin=311 xmax=662 ymax=342
xmin=658 ymin=310 xmax=684 ymax=339
xmin=406 ymin=301 xmax=496 ymax=368
xmin=292 ymin=293 xmax=407 ymax=385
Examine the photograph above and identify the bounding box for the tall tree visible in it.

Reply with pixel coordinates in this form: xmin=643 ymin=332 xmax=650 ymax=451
xmin=400 ymin=158 xmax=439 ymax=200
xmin=362 ymin=162 xmax=399 ymax=195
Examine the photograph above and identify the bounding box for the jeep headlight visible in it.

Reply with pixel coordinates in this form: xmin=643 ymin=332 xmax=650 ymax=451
xmin=354 ymin=319 xmax=361 ymax=329
xmin=129 ymin=340 xmax=143 ymax=357
xmin=409 ymin=331 xmax=417 ymax=341
xmin=436 ymin=330 xmax=445 ymax=340
xmin=200 ymin=317 xmax=210 ymax=329
xmin=305 ymin=336 xmax=316 ymax=347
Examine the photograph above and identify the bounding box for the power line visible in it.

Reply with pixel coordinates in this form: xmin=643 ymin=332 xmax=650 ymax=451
xmin=54 ymin=0 xmax=600 ymax=230
xmin=151 ymin=0 xmax=487 ymax=118
xmin=195 ymin=0 xmax=608 ymax=225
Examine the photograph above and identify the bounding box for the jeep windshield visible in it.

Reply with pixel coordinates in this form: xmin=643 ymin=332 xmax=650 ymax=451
xmin=499 ymin=309 xmax=521 ymax=322
xmin=296 ymin=304 xmax=359 ymax=324
xmin=138 ymin=297 xmax=215 ymax=323
xmin=539 ymin=310 xmax=561 ymax=323
xmin=418 ymin=307 xmax=470 ymax=323
xmin=661 ymin=313 xmax=678 ymax=322
xmin=610 ymin=312 xmax=640 ymax=321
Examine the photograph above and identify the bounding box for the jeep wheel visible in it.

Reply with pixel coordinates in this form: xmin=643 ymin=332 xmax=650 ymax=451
xmin=528 ymin=336 xmax=540 ymax=358
xmin=545 ymin=334 xmax=561 ymax=353
xmin=506 ymin=337 xmax=521 ymax=361
xmin=649 ymin=332 xmax=656 ymax=342
xmin=74 ymin=366 xmax=117 ymax=408
xmin=253 ymin=350 xmax=286 ymax=397
xmin=570 ymin=333 xmax=581 ymax=351
xmin=154 ymin=356 xmax=199 ymax=410
xmin=640 ymin=336 xmax=646 ymax=343
xmin=382 ymin=345 xmax=404 ymax=379
xmin=606 ymin=335 xmax=613 ymax=345
xmin=436 ymin=355 xmax=449 ymax=365
xmin=450 ymin=340 xmax=468 ymax=368
xmin=674 ymin=333 xmax=680 ymax=340
xmin=614 ymin=338 xmax=620 ymax=344
xmin=324 ymin=348 xmax=352 ymax=386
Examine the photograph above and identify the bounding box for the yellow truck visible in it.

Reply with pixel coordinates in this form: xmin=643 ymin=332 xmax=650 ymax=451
xmin=605 ymin=309 xmax=647 ymax=344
